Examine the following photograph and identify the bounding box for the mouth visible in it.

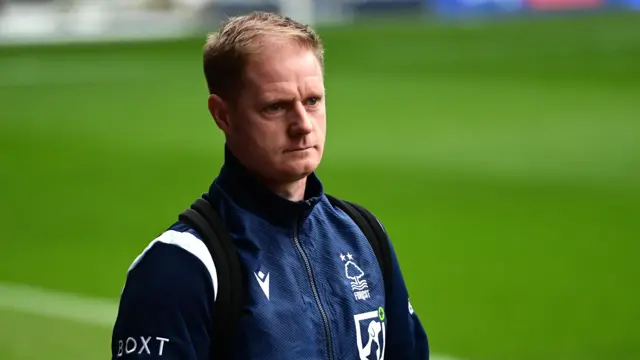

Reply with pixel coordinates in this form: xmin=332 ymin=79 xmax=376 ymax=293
xmin=285 ymin=146 xmax=314 ymax=153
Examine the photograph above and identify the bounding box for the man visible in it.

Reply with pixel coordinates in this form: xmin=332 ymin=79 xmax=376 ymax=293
xmin=111 ymin=11 xmax=429 ymax=360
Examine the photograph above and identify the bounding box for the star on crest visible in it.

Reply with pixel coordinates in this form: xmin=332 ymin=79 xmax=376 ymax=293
xmin=340 ymin=253 xmax=355 ymax=261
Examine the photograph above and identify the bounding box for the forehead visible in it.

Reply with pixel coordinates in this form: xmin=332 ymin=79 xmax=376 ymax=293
xmin=242 ymin=41 xmax=324 ymax=95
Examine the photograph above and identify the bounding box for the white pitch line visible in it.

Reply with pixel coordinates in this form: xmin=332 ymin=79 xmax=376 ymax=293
xmin=0 ymin=281 xmax=462 ymax=360
xmin=0 ymin=282 xmax=117 ymax=327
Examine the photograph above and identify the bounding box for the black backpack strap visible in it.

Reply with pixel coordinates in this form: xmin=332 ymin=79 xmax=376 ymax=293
xmin=326 ymin=195 xmax=394 ymax=299
xmin=178 ymin=195 xmax=244 ymax=360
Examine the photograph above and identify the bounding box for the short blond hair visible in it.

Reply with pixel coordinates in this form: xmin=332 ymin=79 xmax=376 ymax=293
xmin=203 ymin=11 xmax=324 ymax=98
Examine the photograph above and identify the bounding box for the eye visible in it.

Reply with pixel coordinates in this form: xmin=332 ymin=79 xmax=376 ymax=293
xmin=306 ymin=97 xmax=319 ymax=106
xmin=264 ymin=103 xmax=285 ymax=113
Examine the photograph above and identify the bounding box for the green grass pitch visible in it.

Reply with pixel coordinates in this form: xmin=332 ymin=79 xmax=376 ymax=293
xmin=0 ymin=12 xmax=639 ymax=360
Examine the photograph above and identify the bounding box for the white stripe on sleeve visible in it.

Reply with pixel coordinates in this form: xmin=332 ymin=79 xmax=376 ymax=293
xmin=127 ymin=230 xmax=218 ymax=301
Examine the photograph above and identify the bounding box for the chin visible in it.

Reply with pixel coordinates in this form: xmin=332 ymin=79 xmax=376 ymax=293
xmin=280 ymin=157 xmax=319 ymax=181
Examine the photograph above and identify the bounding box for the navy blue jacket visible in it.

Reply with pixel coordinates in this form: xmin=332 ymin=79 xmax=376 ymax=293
xmin=111 ymin=148 xmax=429 ymax=360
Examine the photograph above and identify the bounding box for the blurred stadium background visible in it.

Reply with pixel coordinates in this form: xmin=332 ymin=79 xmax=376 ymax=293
xmin=1 ymin=0 xmax=639 ymax=359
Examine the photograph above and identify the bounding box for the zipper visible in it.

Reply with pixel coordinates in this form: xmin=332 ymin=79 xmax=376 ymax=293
xmin=292 ymin=216 xmax=335 ymax=360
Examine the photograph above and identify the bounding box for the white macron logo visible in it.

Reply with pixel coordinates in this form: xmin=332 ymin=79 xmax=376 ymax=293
xmin=254 ymin=270 xmax=270 ymax=300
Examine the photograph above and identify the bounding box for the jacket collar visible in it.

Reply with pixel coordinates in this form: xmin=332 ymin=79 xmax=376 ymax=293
xmin=210 ymin=145 xmax=324 ymax=226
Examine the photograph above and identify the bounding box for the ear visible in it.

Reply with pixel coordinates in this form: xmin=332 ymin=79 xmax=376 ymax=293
xmin=208 ymin=94 xmax=230 ymax=133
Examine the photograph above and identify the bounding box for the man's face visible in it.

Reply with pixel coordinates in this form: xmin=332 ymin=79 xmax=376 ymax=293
xmin=221 ymin=41 xmax=326 ymax=184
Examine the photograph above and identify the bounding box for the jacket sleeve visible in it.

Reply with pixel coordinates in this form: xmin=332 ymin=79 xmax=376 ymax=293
xmin=383 ymin=228 xmax=430 ymax=359
xmin=111 ymin=230 xmax=216 ymax=360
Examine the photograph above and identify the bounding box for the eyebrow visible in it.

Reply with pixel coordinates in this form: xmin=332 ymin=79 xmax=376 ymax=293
xmin=261 ymin=94 xmax=296 ymax=103
xmin=259 ymin=84 xmax=324 ymax=102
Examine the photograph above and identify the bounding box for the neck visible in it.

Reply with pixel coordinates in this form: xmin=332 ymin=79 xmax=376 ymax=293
xmin=265 ymin=177 xmax=307 ymax=202
xmin=213 ymin=146 xmax=325 ymax=226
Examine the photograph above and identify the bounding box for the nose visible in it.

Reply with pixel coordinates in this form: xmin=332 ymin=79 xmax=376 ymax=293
xmin=288 ymin=102 xmax=313 ymax=137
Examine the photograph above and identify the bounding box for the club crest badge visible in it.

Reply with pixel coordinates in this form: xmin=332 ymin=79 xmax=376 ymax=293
xmin=340 ymin=253 xmax=370 ymax=301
